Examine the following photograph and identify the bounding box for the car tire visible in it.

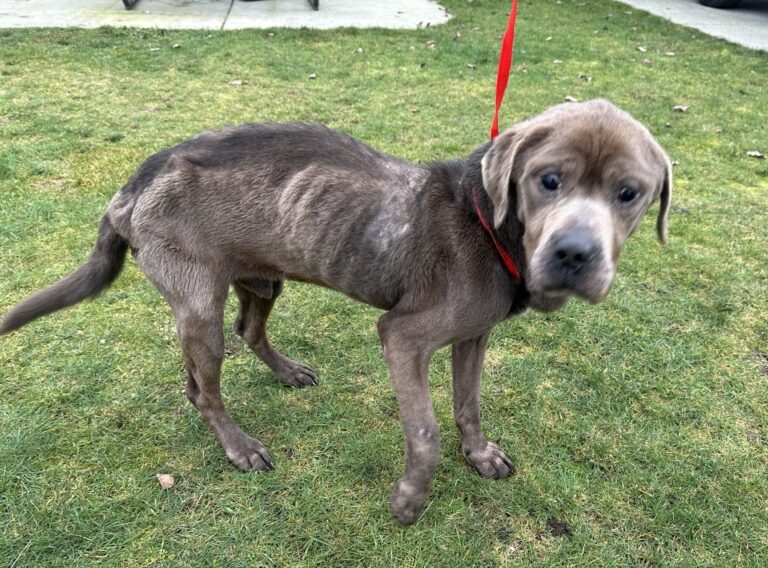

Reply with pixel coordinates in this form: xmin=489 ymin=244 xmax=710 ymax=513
xmin=698 ymin=0 xmax=742 ymax=8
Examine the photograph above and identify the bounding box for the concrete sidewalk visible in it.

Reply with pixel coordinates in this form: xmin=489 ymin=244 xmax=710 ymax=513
xmin=0 ymin=0 xmax=451 ymax=30
xmin=1 ymin=0 xmax=765 ymax=51
xmin=619 ymin=0 xmax=768 ymax=51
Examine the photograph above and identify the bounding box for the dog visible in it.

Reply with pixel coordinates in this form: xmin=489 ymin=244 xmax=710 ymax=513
xmin=1 ymin=99 xmax=671 ymax=525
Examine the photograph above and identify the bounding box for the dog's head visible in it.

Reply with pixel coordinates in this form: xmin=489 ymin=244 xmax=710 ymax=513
xmin=481 ymin=99 xmax=671 ymax=312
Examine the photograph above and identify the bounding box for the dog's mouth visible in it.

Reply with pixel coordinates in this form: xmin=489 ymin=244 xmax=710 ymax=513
xmin=526 ymin=240 xmax=615 ymax=312
xmin=527 ymin=279 xmax=612 ymax=313
xmin=527 ymin=290 xmax=571 ymax=313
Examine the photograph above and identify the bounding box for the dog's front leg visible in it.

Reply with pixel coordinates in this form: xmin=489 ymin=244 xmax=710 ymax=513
xmin=378 ymin=312 xmax=441 ymax=526
xmin=452 ymin=333 xmax=515 ymax=479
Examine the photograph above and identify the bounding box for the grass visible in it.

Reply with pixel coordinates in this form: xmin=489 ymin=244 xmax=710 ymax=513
xmin=1 ymin=0 xmax=767 ymax=565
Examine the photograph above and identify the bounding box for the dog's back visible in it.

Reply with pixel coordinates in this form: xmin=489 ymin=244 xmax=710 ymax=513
xmin=107 ymin=123 xmax=433 ymax=310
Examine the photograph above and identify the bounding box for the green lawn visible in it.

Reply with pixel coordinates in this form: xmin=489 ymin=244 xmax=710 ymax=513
xmin=1 ymin=0 xmax=767 ymax=565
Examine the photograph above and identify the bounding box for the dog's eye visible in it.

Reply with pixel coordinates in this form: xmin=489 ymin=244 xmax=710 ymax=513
xmin=541 ymin=173 xmax=560 ymax=191
xmin=618 ymin=186 xmax=637 ymax=203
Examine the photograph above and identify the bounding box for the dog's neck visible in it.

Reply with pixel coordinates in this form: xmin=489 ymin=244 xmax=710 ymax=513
xmin=453 ymin=143 xmax=530 ymax=315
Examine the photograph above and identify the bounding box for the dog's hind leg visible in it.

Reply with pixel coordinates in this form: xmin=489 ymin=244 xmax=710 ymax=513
xmin=233 ymin=279 xmax=318 ymax=388
xmin=174 ymin=289 xmax=274 ymax=471
xmin=141 ymin=255 xmax=274 ymax=472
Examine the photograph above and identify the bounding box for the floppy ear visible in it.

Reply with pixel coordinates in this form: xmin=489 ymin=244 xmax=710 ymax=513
xmin=657 ymin=157 xmax=672 ymax=244
xmin=481 ymin=126 xmax=547 ymax=228
xmin=480 ymin=128 xmax=519 ymax=228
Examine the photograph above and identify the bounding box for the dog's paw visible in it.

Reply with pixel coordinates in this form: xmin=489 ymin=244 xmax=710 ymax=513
xmin=225 ymin=434 xmax=275 ymax=472
xmin=464 ymin=442 xmax=515 ymax=479
xmin=389 ymin=478 xmax=428 ymax=526
xmin=276 ymin=362 xmax=318 ymax=388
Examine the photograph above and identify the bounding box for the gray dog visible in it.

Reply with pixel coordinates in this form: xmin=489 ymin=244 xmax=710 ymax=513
xmin=1 ymin=99 xmax=670 ymax=525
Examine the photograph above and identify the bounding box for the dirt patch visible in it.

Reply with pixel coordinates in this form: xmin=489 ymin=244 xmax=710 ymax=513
xmin=546 ymin=517 xmax=573 ymax=537
xmin=755 ymin=351 xmax=768 ymax=378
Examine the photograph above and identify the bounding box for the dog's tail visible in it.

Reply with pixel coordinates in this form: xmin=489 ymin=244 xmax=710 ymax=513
xmin=0 ymin=215 xmax=128 ymax=334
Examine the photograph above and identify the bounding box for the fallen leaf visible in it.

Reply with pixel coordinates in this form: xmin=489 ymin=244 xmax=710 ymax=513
xmin=672 ymin=105 xmax=689 ymax=112
xmin=564 ymin=95 xmax=579 ymax=102
xmin=747 ymin=150 xmax=765 ymax=159
xmin=642 ymin=58 xmax=652 ymax=65
xmin=156 ymin=473 xmax=174 ymax=490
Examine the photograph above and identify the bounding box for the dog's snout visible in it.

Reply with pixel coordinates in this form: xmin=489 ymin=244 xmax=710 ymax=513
xmin=552 ymin=231 xmax=599 ymax=273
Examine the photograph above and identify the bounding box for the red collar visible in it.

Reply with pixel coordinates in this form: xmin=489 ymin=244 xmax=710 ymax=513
xmin=471 ymin=186 xmax=522 ymax=283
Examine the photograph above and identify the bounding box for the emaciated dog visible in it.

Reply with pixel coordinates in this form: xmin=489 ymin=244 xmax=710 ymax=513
xmin=1 ymin=100 xmax=671 ymax=524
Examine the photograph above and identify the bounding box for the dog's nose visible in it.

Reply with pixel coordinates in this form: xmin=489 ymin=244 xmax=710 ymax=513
xmin=552 ymin=231 xmax=599 ymax=273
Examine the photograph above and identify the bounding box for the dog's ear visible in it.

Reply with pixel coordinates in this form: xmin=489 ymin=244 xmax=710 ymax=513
xmin=656 ymin=156 xmax=672 ymax=244
xmin=481 ymin=126 xmax=547 ymax=228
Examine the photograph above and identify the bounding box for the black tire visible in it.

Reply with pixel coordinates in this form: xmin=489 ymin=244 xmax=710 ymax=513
xmin=698 ymin=0 xmax=742 ymax=8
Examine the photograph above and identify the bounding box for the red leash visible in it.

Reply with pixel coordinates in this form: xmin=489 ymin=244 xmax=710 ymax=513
xmin=490 ymin=0 xmax=519 ymax=140
xmin=474 ymin=0 xmax=522 ymax=283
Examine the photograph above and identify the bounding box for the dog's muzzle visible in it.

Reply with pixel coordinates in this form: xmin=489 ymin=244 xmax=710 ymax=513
xmin=533 ymin=228 xmax=613 ymax=304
